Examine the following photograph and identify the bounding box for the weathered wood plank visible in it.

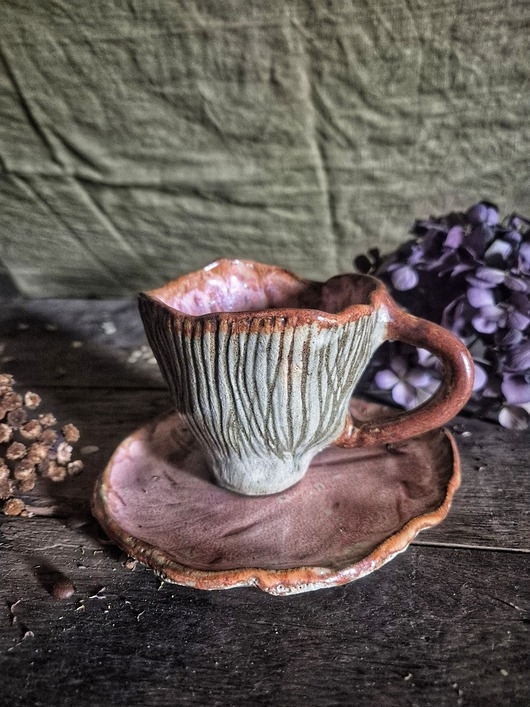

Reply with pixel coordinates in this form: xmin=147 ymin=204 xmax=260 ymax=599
xmin=417 ymin=415 xmax=530 ymax=551
xmin=1 ymin=518 xmax=528 ymax=707
xmin=0 ymin=299 xmax=164 ymax=389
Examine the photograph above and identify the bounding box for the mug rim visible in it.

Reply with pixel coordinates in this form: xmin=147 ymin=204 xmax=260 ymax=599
xmin=139 ymin=258 xmax=391 ymax=327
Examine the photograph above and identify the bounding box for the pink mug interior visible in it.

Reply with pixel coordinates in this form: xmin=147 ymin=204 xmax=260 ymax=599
xmin=146 ymin=259 xmax=380 ymax=317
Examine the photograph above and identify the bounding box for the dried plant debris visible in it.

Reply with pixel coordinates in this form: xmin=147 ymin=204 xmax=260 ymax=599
xmin=0 ymin=374 xmax=84 ymax=515
xmin=51 ymin=576 xmax=76 ymax=600
xmin=3 ymin=497 xmax=25 ymax=516
xmin=127 ymin=344 xmax=157 ymax=365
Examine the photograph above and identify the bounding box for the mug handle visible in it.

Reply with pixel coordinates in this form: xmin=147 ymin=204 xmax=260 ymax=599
xmin=334 ymin=299 xmax=475 ymax=448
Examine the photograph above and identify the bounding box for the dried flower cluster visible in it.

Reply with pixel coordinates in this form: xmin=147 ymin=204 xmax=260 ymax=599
xmin=355 ymin=202 xmax=530 ymax=430
xmin=0 ymin=374 xmax=83 ymax=515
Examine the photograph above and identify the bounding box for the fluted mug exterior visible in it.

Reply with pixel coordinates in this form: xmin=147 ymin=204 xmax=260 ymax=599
xmin=139 ymin=259 xmax=474 ymax=496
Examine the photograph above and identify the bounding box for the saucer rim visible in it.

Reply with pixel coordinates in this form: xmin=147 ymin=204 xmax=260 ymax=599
xmin=91 ymin=405 xmax=461 ymax=596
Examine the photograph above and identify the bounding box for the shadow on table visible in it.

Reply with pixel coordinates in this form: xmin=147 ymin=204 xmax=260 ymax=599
xmin=0 ymin=300 xmax=173 ymax=550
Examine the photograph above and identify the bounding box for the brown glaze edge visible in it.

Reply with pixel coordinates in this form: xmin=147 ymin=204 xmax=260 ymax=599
xmin=91 ymin=424 xmax=461 ymax=596
xmin=138 ymin=259 xmax=385 ymax=331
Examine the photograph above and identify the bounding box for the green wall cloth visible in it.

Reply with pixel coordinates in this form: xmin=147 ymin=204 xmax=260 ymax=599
xmin=0 ymin=0 xmax=528 ymax=296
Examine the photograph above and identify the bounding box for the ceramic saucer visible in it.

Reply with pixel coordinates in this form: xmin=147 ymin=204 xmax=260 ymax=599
xmin=92 ymin=398 xmax=460 ymax=595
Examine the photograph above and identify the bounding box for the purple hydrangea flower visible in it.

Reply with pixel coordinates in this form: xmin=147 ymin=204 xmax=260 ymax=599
xmin=356 ymin=201 xmax=530 ymax=430
xmin=374 ymin=354 xmax=439 ymax=409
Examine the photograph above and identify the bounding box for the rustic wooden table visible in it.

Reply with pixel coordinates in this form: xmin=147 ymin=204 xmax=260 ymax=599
xmin=1 ymin=298 xmax=528 ymax=706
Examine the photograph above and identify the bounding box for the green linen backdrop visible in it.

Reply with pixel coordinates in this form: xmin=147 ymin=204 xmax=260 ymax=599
xmin=0 ymin=0 xmax=528 ymax=296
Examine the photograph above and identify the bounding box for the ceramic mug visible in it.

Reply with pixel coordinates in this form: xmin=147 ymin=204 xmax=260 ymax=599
xmin=139 ymin=259 xmax=473 ymax=496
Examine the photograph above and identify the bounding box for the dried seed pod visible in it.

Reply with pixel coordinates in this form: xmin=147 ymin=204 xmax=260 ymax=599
xmin=14 ymin=459 xmax=36 ymax=481
xmin=7 ymin=408 xmax=27 ymax=428
xmin=0 ymin=423 xmax=13 ymax=444
xmin=67 ymin=460 xmax=84 ymax=476
xmin=38 ymin=428 xmax=57 ymax=446
xmin=46 ymin=463 xmax=67 ymax=482
xmin=37 ymin=458 xmax=50 ymax=476
xmin=0 ymin=376 xmax=85 ymax=499
xmin=62 ymin=424 xmax=80 ymax=443
xmin=2 ymin=497 xmax=26 ymax=516
xmin=18 ymin=476 xmax=37 ymax=492
xmin=0 ymin=461 xmax=10 ymax=480
xmin=26 ymin=442 xmax=49 ymax=464
xmin=51 ymin=576 xmax=75 ymax=600
xmin=38 ymin=412 xmax=57 ymax=428
xmin=20 ymin=420 xmax=42 ymax=440
xmin=2 ymin=393 xmax=23 ymax=412
xmin=56 ymin=442 xmax=73 ymax=465
xmin=24 ymin=391 xmax=41 ymax=409
xmin=6 ymin=441 xmax=27 ymax=461
xmin=0 ymin=478 xmax=14 ymax=499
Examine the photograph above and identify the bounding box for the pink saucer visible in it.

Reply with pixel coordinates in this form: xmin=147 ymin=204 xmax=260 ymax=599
xmin=92 ymin=399 xmax=460 ymax=595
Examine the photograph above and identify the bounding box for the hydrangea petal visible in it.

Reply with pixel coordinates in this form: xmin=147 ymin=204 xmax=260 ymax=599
xmin=504 ymin=274 xmax=528 ymax=292
xmin=413 ymin=387 xmax=435 ymax=405
xmin=408 ymin=245 xmax=425 ymax=266
xmin=468 ymin=287 xmax=495 ymax=308
xmin=442 ymin=297 xmax=468 ymax=332
xmin=485 ymin=206 xmax=500 ymax=226
xmin=425 ymin=378 xmax=441 ymax=395
xmin=466 ymin=203 xmax=488 ymax=224
xmin=416 ymin=347 xmax=438 ymax=367
xmin=392 ymin=381 xmax=418 ymax=409
xmin=390 ymin=354 xmax=409 ymax=378
xmin=504 ymin=229 xmax=522 ymax=248
xmin=505 ymin=342 xmax=530 ymax=373
xmin=498 ymin=405 xmax=529 ymax=430
xmin=374 ymin=369 xmax=399 ymax=390
xmin=466 ymin=275 xmax=497 ymax=289
xmin=390 ymin=265 xmax=419 ymax=291
xmin=466 ymin=202 xmax=499 ymax=227
xmin=510 ymin=291 xmax=530 ymax=316
xmin=505 ymin=310 xmax=530 ymax=331
xmin=501 ymin=374 xmax=530 ymax=404
xmin=480 ymin=304 xmax=503 ymax=318
xmin=519 ymin=242 xmax=530 ymax=269
xmin=450 ymin=263 xmax=473 ymax=277
xmin=475 ymin=267 xmax=506 ymax=285
xmin=405 ymin=368 xmax=433 ymax=388
xmin=472 ymin=313 xmax=499 ymax=334
xmin=463 ymin=224 xmax=494 ymax=256
xmin=472 ymin=363 xmax=488 ymax=391
xmin=444 ymin=226 xmax=464 ymax=249
xmin=484 ymin=239 xmax=512 ymax=265
xmin=497 ymin=329 xmax=524 ymax=347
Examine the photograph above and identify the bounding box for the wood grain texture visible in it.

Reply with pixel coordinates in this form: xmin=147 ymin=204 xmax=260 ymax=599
xmin=0 ymin=297 xmax=528 ymax=705
xmin=0 ymin=299 xmax=163 ymax=389
xmin=1 ymin=523 xmax=528 ymax=707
